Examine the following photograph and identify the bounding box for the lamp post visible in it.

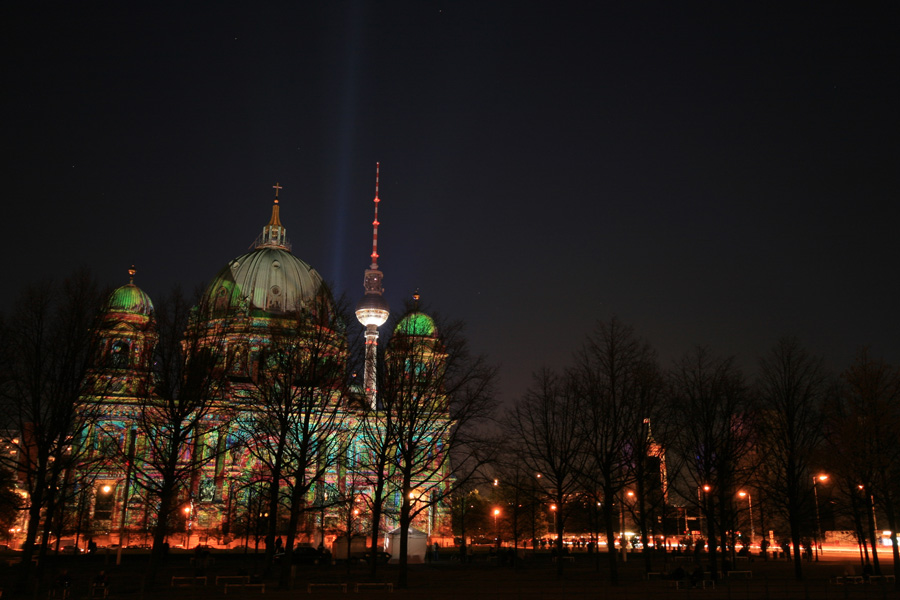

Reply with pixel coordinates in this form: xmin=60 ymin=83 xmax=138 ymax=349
xmin=813 ymin=474 xmax=828 ymax=560
xmin=493 ymin=508 xmax=501 ymax=554
xmin=699 ymin=485 xmax=711 ymax=540
xmin=626 ymin=491 xmax=637 ymax=557
xmin=532 ymin=474 xmax=541 ymax=554
xmin=738 ymin=491 xmax=754 ymax=546
xmin=183 ymin=505 xmax=192 ymax=549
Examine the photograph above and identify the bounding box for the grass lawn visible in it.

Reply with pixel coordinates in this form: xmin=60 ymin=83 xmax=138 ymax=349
xmin=1 ymin=547 xmax=896 ymax=599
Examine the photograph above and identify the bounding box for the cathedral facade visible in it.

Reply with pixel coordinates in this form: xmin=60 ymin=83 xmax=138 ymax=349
xmin=78 ymin=185 xmax=452 ymax=550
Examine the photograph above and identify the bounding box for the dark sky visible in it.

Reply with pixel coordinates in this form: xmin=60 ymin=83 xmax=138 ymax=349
xmin=3 ymin=2 xmax=899 ymax=403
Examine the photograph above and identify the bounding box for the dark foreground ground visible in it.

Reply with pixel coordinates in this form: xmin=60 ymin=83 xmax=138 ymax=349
xmin=1 ymin=548 xmax=897 ymax=600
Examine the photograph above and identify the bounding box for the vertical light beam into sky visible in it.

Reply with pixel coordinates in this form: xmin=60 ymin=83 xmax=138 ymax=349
xmin=330 ymin=1 xmax=365 ymax=295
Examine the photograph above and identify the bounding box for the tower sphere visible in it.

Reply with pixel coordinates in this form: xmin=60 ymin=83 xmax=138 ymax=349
xmin=356 ymin=293 xmax=390 ymax=327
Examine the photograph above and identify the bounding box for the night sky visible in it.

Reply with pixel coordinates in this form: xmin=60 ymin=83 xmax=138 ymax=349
xmin=4 ymin=2 xmax=899 ymax=403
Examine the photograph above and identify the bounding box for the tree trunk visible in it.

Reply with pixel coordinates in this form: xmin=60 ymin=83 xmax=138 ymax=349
xmin=602 ymin=498 xmax=619 ymax=585
xmin=706 ymin=495 xmax=718 ymax=580
xmin=866 ymin=497 xmax=882 ymax=576
xmin=554 ymin=497 xmax=564 ymax=579
xmin=397 ymin=491 xmax=411 ymax=589
xmin=278 ymin=478 xmax=308 ymax=589
xmin=881 ymin=501 xmax=900 ymax=590
xmin=16 ymin=484 xmax=45 ymax=592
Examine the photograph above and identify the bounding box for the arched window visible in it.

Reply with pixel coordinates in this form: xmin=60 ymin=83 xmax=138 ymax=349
xmin=108 ymin=341 xmax=130 ymax=368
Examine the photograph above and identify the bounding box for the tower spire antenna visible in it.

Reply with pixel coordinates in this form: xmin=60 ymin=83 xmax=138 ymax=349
xmin=371 ymin=162 xmax=380 ymax=269
xmin=356 ymin=162 xmax=390 ymax=410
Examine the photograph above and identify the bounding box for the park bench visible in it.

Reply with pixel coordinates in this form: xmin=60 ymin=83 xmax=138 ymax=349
xmin=90 ymin=584 xmax=109 ymax=598
xmin=225 ymin=582 xmax=265 ymax=594
xmin=667 ymin=579 xmax=714 ymax=590
xmin=354 ymin=583 xmax=393 ymax=592
xmin=216 ymin=576 xmax=250 ymax=586
xmin=308 ymin=583 xmax=348 ymax=593
xmin=551 ymin=555 xmax=575 ymax=563
xmin=171 ymin=576 xmax=207 ymax=587
xmin=727 ymin=570 xmax=752 ymax=579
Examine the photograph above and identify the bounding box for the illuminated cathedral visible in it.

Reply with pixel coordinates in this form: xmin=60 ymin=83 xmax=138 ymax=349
xmin=79 ymin=176 xmax=452 ymax=549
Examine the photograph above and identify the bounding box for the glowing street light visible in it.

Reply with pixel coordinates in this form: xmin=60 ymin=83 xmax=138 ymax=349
xmin=699 ymin=485 xmax=711 ymax=538
xmin=813 ymin=474 xmax=828 ymax=560
xmin=184 ymin=503 xmax=193 ymax=549
xmin=493 ymin=508 xmax=501 ymax=553
xmin=738 ymin=491 xmax=754 ymax=544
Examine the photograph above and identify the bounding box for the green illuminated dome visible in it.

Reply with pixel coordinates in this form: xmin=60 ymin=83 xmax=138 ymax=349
xmin=106 ymin=283 xmax=154 ymax=317
xmin=203 ymin=197 xmax=327 ymax=315
xmin=394 ymin=312 xmax=437 ymax=337
xmin=204 ymin=246 xmax=325 ymax=315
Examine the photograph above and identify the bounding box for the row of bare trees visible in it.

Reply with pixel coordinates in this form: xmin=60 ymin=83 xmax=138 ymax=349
xmin=0 ymin=273 xmax=498 ymax=591
xmin=502 ymin=317 xmax=900 ymax=584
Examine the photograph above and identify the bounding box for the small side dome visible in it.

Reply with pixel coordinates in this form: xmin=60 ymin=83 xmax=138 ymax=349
xmin=394 ymin=312 xmax=437 ymax=337
xmin=106 ymin=283 xmax=154 ymax=317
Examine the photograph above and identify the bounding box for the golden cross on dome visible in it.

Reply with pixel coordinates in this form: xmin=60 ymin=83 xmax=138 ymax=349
xmin=272 ymin=182 xmax=283 ymax=202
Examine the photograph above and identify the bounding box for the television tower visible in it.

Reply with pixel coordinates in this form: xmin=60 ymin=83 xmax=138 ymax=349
xmin=355 ymin=163 xmax=390 ymax=409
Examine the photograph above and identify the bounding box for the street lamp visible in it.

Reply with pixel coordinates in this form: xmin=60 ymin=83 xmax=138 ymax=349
xmin=493 ymin=508 xmax=501 ymax=553
xmin=813 ymin=474 xmax=828 ymax=560
xmin=738 ymin=491 xmax=754 ymax=546
xmin=531 ymin=474 xmax=542 ymax=553
xmin=625 ymin=490 xmax=635 ymax=535
xmin=699 ymin=485 xmax=711 ymax=539
xmin=183 ymin=505 xmax=192 ymax=549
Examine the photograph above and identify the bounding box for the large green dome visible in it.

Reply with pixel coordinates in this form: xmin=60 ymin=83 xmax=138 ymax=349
xmin=203 ymin=197 xmax=328 ymax=316
xmin=106 ymin=283 xmax=154 ymax=316
xmin=204 ymin=246 xmax=325 ymax=315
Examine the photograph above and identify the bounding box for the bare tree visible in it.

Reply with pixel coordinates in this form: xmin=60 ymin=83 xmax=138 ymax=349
xmin=0 ymin=271 xmax=106 ymax=590
xmin=668 ymin=346 xmax=755 ymax=580
xmin=506 ymin=369 xmax=585 ymax=579
xmin=238 ymin=290 xmax=351 ymax=588
xmin=355 ymin=380 xmax=401 ymax=578
xmin=756 ymin=337 xmax=828 ymax=579
xmin=824 ymin=349 xmax=900 ymax=580
xmin=573 ymin=318 xmax=663 ymax=582
xmin=377 ymin=310 xmax=497 ymax=588
xmin=117 ymin=288 xmax=232 ymax=585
